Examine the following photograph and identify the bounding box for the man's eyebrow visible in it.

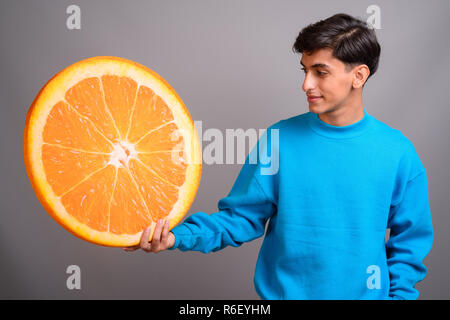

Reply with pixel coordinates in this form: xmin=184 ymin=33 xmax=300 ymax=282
xmin=300 ymin=61 xmax=331 ymax=69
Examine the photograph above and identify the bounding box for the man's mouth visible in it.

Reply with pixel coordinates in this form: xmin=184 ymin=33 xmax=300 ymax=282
xmin=307 ymin=95 xmax=322 ymax=102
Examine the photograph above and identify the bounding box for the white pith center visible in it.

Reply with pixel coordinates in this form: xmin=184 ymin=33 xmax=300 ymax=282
xmin=108 ymin=141 xmax=138 ymax=168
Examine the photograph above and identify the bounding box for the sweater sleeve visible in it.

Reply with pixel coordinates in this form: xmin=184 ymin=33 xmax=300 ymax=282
xmin=168 ymin=125 xmax=279 ymax=253
xmin=386 ymin=142 xmax=434 ymax=300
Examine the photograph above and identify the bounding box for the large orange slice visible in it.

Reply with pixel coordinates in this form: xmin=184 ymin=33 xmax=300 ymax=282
xmin=23 ymin=56 xmax=202 ymax=247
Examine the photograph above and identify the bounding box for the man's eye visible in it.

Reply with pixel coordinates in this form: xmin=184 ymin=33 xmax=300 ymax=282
xmin=300 ymin=67 xmax=326 ymax=76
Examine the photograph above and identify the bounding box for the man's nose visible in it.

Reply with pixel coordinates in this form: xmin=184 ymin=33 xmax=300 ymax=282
xmin=302 ymin=72 xmax=316 ymax=93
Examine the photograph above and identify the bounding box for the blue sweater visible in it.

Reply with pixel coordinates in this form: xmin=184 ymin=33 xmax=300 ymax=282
xmin=169 ymin=108 xmax=433 ymax=300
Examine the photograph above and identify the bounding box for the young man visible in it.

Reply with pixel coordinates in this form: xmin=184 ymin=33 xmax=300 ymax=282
xmin=124 ymin=13 xmax=433 ymax=300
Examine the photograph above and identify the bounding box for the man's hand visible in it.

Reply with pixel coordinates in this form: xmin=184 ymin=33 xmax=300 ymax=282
xmin=122 ymin=219 xmax=175 ymax=253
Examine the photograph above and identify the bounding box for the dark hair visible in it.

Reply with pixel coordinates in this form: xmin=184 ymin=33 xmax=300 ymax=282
xmin=292 ymin=13 xmax=381 ymax=81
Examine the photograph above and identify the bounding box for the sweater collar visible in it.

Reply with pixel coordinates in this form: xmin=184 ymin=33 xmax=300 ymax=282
xmin=306 ymin=107 xmax=374 ymax=139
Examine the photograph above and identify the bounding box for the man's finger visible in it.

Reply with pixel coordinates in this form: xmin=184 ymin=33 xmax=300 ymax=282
xmin=151 ymin=219 xmax=164 ymax=251
xmin=161 ymin=219 xmax=170 ymax=244
xmin=140 ymin=226 xmax=152 ymax=251
xmin=122 ymin=245 xmax=140 ymax=252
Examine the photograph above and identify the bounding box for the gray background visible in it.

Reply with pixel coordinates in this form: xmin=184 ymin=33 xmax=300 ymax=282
xmin=1 ymin=0 xmax=449 ymax=299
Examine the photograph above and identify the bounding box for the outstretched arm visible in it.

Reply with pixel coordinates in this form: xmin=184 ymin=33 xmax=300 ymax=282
xmin=169 ymin=173 xmax=276 ymax=253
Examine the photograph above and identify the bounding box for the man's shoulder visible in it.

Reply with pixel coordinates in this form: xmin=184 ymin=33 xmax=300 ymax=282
xmin=370 ymin=115 xmax=416 ymax=150
xmin=370 ymin=115 xmax=426 ymax=174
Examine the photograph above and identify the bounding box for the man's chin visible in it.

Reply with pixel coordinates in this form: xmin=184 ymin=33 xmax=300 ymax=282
xmin=308 ymin=103 xmax=323 ymax=114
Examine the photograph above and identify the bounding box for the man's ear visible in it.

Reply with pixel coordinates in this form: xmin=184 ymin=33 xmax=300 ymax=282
xmin=352 ymin=64 xmax=370 ymax=89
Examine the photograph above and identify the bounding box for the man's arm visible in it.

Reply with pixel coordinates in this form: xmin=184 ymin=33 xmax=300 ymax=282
xmin=168 ymin=173 xmax=276 ymax=253
xmin=386 ymin=170 xmax=434 ymax=299
xmin=124 ymin=124 xmax=279 ymax=254
xmin=123 ymin=166 xmax=276 ymax=254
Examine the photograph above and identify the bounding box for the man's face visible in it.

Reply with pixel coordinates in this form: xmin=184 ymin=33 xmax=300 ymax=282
xmin=300 ymin=48 xmax=356 ymax=114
